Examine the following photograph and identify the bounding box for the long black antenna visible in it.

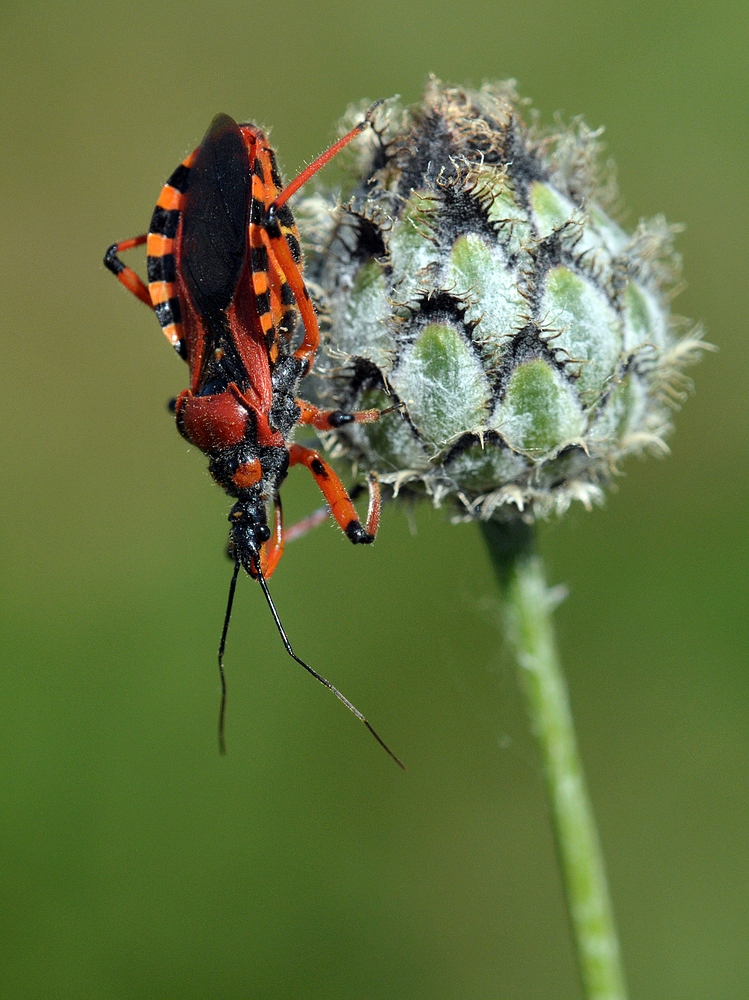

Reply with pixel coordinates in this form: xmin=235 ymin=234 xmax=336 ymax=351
xmin=255 ymin=564 xmax=406 ymax=770
xmin=217 ymin=558 xmax=241 ymax=755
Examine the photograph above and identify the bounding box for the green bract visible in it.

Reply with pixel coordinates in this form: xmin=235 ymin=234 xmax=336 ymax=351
xmin=298 ymin=79 xmax=706 ymax=520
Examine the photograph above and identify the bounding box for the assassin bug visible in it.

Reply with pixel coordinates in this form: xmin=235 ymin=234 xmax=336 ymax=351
xmin=105 ymin=106 xmax=404 ymax=768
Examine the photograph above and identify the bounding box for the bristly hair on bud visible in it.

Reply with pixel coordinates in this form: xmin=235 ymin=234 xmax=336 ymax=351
xmin=296 ymin=77 xmax=711 ymax=523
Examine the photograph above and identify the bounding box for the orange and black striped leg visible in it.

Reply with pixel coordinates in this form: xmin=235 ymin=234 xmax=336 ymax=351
xmin=259 ymin=497 xmax=285 ymax=579
xmin=285 ymin=485 xmax=368 ymax=545
xmin=104 ymin=235 xmax=152 ymax=308
xmin=295 ymin=399 xmax=382 ymax=431
xmin=264 ymin=215 xmax=319 ymax=369
xmin=288 ymin=444 xmax=380 ymax=543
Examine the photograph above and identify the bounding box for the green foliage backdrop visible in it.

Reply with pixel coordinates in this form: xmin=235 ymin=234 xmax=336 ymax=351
xmin=1 ymin=2 xmax=747 ymax=997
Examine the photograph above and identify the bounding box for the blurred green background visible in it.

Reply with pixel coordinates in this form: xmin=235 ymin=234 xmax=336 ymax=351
xmin=1 ymin=1 xmax=747 ymax=997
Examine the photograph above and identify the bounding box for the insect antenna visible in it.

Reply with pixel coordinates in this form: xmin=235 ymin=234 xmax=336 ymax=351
xmin=255 ymin=564 xmax=406 ymax=770
xmin=217 ymin=558 xmax=241 ymax=755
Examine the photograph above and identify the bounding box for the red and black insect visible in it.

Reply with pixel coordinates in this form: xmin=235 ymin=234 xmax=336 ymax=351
xmin=105 ymin=106 xmax=403 ymax=767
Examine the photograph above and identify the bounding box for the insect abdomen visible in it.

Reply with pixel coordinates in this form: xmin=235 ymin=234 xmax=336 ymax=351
xmin=146 ymin=155 xmax=195 ymax=348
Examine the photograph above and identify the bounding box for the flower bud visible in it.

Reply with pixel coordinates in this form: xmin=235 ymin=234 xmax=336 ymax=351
xmin=298 ymin=78 xmax=707 ymax=521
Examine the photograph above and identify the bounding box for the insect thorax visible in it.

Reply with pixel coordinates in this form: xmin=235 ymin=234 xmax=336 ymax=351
xmin=208 ymin=441 xmax=290 ymax=503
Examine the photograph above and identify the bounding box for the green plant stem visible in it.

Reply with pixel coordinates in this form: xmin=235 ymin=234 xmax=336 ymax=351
xmin=481 ymin=520 xmax=627 ymax=1000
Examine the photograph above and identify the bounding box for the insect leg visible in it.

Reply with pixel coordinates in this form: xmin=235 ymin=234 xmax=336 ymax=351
xmin=263 ymin=105 xmax=383 ymax=370
xmin=258 ymin=496 xmax=285 ymax=579
xmin=295 ymin=399 xmax=405 ymax=431
xmin=104 ymin=235 xmax=152 ymax=307
xmin=294 ymin=399 xmax=378 ymax=430
xmin=271 ymin=101 xmax=383 ymax=210
xmin=288 ymin=444 xmax=380 ymax=543
xmin=264 ymin=219 xmax=319 ymax=369
xmin=284 ymin=506 xmax=330 ymax=544
xmin=284 ymin=485 xmax=368 ymax=545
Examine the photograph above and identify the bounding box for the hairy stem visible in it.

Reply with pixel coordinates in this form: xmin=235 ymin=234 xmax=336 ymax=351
xmin=482 ymin=520 xmax=627 ymax=1000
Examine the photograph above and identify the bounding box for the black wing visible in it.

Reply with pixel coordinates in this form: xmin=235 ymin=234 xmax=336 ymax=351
xmin=180 ymin=114 xmax=251 ymax=316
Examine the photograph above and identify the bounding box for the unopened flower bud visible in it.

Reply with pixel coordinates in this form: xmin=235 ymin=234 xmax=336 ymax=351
xmin=299 ymin=78 xmax=708 ymax=521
